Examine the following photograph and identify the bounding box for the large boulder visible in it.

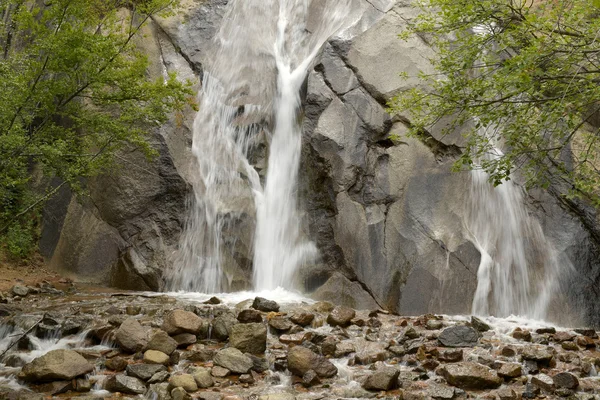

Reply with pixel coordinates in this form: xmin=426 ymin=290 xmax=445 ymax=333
xmin=287 ymin=345 xmax=337 ymax=378
xmin=229 ymin=323 xmax=267 ymax=354
xmin=116 ymin=318 xmax=149 ymax=353
xmin=19 ymin=349 xmax=94 ymax=382
xmin=146 ymin=330 xmax=178 ymax=355
xmin=363 ymin=367 xmax=400 ymax=391
xmin=162 ymin=310 xmax=203 ymax=335
xmin=437 ymin=362 xmax=502 ymax=390
xmin=438 ymin=326 xmax=479 ymax=347
xmin=213 ymin=348 xmax=253 ymax=374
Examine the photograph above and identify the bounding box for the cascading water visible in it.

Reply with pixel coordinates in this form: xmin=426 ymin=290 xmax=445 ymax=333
xmin=253 ymin=0 xmax=356 ymax=290
xmin=168 ymin=0 xmax=358 ymax=293
xmin=468 ymin=144 xmax=566 ymax=320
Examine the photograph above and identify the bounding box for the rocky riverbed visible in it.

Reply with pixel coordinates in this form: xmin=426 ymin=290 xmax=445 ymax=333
xmin=0 ymin=283 xmax=598 ymax=399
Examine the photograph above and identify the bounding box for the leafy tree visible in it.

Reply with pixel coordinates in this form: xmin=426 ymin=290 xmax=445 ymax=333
xmin=0 ymin=0 xmax=193 ymax=257
xmin=390 ymin=0 xmax=600 ymax=205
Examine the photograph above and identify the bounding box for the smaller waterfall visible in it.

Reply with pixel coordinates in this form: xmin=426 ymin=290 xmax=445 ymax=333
xmin=468 ymin=146 xmax=565 ymax=320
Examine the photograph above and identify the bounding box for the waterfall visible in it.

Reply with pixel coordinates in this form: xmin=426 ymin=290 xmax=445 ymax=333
xmin=468 ymin=145 xmax=565 ymax=320
xmin=168 ymin=0 xmax=358 ymax=293
xmin=253 ymin=0 xmax=356 ymax=290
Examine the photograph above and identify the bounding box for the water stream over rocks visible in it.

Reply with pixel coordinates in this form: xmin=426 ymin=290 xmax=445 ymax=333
xmin=0 ymin=283 xmax=599 ymax=399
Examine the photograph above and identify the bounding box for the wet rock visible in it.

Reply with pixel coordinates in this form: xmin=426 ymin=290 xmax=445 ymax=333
xmin=280 ymin=332 xmax=312 ymax=345
xmin=116 ymin=318 xmax=149 ymax=353
xmin=237 ymin=309 xmax=262 ymax=323
xmin=204 ymin=296 xmax=221 ymax=305
xmin=300 ymin=369 xmax=319 ymax=387
xmin=162 ymin=309 xmax=203 ymax=335
xmin=438 ymin=326 xmax=479 ymax=347
xmin=183 ymin=347 xmax=214 ymax=362
xmin=290 ymin=311 xmax=314 ymax=326
xmin=501 ymin=346 xmax=517 ymax=357
xmin=173 ymin=333 xmax=197 ymax=347
xmin=497 ymin=362 xmax=522 ymax=379
xmin=191 ymin=367 xmax=214 ymax=388
xmin=574 ymin=328 xmax=598 ymax=338
xmin=148 ymin=371 xmax=170 ymax=383
xmin=105 ymin=356 xmax=128 ymax=372
xmin=531 ymin=373 xmax=555 ymax=392
xmin=11 ymin=285 xmax=29 ymax=297
xmin=75 ymin=378 xmax=92 ymax=392
xmin=320 ymin=336 xmax=337 ymax=356
xmin=523 ymin=359 xmax=540 ymax=374
xmin=425 ymin=384 xmax=454 ymax=399
xmin=437 ymin=348 xmax=463 ymax=363
xmin=552 ymin=372 xmax=579 ymax=389
xmin=334 ymin=341 xmax=356 ymax=358
xmin=212 ymin=312 xmax=238 ymax=341
xmin=252 ymin=297 xmax=280 ymax=312
xmin=269 ymin=317 xmax=293 ymax=332
xmin=576 ymin=336 xmax=596 ymax=348
xmin=19 ymin=349 xmax=94 ymax=382
xmin=554 ymin=331 xmax=575 ymax=342
xmin=35 ymin=380 xmax=73 ymax=395
xmin=562 ymin=341 xmax=579 ymax=351
xmin=106 ymin=374 xmax=147 ymax=394
xmin=536 ymin=327 xmax=556 ymax=334
xmin=214 ymin=347 xmax=253 ymax=374
xmin=470 ymin=316 xmax=491 ymax=332
xmin=355 ymin=348 xmax=388 ymax=365
xmin=521 ymin=345 xmax=555 ymax=363
xmin=229 ymin=322 xmax=267 ymax=354
xmin=198 ymin=392 xmax=223 ymax=400
xmin=247 ymin=353 xmax=270 ymax=372
xmin=512 ymin=329 xmax=532 ymax=342
xmin=126 ymin=364 xmax=167 ymax=381
xmin=239 ymin=373 xmax=254 ymax=384
xmin=212 ymin=365 xmax=230 ymax=377
xmin=426 ymin=319 xmax=443 ymax=330
xmin=327 ymin=306 xmax=356 ymax=327
xmin=287 ymin=345 xmax=337 ymax=378
xmin=436 ymin=362 xmax=502 ymax=390
xmin=144 ymin=350 xmax=170 ymax=365
xmin=362 ymin=367 xmax=399 ymax=391
xmin=146 ymin=330 xmax=178 ymax=355
xmin=523 ymin=382 xmax=540 ymax=398
xmin=169 ymin=374 xmax=198 ymax=392
xmin=171 ymin=386 xmax=192 ymax=400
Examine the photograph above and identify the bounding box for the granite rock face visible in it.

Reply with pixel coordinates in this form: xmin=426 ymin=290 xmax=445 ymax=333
xmin=38 ymin=0 xmax=600 ymax=327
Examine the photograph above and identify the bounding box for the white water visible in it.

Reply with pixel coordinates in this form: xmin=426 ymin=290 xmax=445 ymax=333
xmin=468 ymin=145 xmax=566 ymax=320
xmin=170 ymin=0 xmax=359 ymax=293
xmin=253 ymin=0 xmax=356 ymax=290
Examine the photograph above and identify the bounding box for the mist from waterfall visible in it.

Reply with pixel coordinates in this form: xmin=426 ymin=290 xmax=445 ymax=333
xmin=468 ymin=144 xmax=566 ymax=320
xmin=167 ymin=0 xmax=358 ymax=293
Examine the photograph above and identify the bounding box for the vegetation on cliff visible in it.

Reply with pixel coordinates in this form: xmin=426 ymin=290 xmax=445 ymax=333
xmin=0 ymin=0 xmax=192 ymax=257
xmin=390 ymin=0 xmax=600 ymax=205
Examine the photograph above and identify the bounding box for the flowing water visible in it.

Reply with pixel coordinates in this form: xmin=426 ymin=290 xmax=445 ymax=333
xmin=168 ymin=0 xmax=358 ymax=293
xmin=468 ymin=145 xmax=566 ymax=320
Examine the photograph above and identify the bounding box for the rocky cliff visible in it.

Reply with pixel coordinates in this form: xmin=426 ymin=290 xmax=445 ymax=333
xmin=40 ymin=0 xmax=600 ymax=327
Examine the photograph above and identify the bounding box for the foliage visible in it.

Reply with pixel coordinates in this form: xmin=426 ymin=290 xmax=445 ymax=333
xmin=389 ymin=0 xmax=600 ymax=205
xmin=0 ymin=0 xmax=193 ymax=257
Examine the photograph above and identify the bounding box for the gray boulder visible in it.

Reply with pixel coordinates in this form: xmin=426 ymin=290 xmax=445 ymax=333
xmin=252 ymin=297 xmax=280 ymax=312
xmin=327 ymin=306 xmax=356 ymax=327
xmin=437 ymin=362 xmax=502 ymax=390
xmin=212 ymin=312 xmax=237 ymax=341
xmin=287 ymin=345 xmax=337 ymax=378
xmin=213 ymin=347 xmax=253 ymax=374
xmin=106 ymin=374 xmax=147 ymax=394
xmin=162 ymin=310 xmax=203 ymax=335
xmin=19 ymin=349 xmax=94 ymax=382
xmin=229 ymin=322 xmax=267 ymax=354
xmin=116 ymin=318 xmax=149 ymax=353
xmin=126 ymin=364 xmax=167 ymax=381
xmin=146 ymin=330 xmax=178 ymax=355
xmin=438 ymin=326 xmax=479 ymax=347
xmin=363 ymin=367 xmax=399 ymax=391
